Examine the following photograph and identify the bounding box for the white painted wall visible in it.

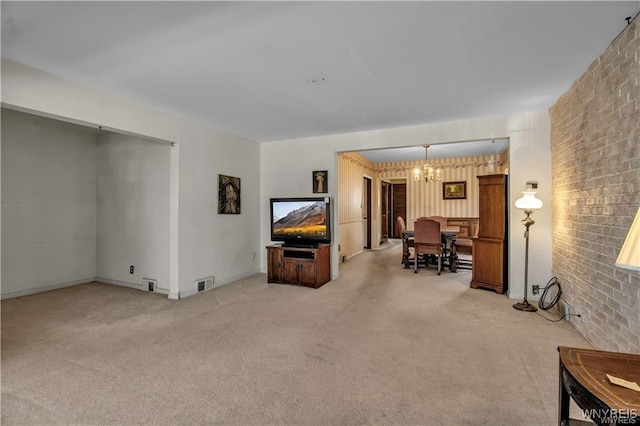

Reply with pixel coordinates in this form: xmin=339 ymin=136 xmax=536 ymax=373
xmin=2 ymin=59 xmax=550 ymax=302
xmin=261 ymin=113 xmax=553 ymax=301
xmin=177 ymin=131 xmax=261 ymax=298
xmin=2 ymin=59 xmax=261 ymax=298
xmin=96 ymin=133 xmax=171 ymax=291
xmin=1 ymin=109 xmax=97 ymax=297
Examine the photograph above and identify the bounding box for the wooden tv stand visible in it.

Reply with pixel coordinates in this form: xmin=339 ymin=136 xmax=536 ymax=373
xmin=266 ymin=244 xmax=331 ymax=288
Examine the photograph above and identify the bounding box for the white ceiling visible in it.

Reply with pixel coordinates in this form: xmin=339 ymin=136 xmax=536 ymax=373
xmin=2 ymin=1 xmax=638 ymax=160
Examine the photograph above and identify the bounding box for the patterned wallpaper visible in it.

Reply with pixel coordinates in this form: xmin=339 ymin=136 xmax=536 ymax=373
xmin=376 ymin=155 xmax=506 ymax=221
xmin=337 ymin=150 xmax=508 ymax=255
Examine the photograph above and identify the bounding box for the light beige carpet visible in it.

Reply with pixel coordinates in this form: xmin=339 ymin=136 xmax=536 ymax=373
xmin=1 ymin=240 xmax=592 ymax=425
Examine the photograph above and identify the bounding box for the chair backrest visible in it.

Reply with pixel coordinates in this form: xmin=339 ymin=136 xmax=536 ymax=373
xmin=469 ymin=220 xmax=479 ymax=238
xmin=424 ymin=215 xmax=448 ymax=228
xmin=396 ymin=216 xmax=407 ymax=235
xmin=413 ymin=219 xmax=441 ymax=244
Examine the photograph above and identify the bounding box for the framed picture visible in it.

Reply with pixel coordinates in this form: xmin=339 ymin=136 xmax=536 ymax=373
xmin=443 ymin=181 xmax=466 ymax=200
xmin=218 ymin=174 xmax=241 ymax=214
xmin=313 ymin=170 xmax=328 ymax=194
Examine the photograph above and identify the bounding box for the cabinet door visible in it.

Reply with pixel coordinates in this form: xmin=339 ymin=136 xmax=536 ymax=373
xmin=297 ymin=260 xmax=318 ymax=287
xmin=472 ymin=238 xmax=505 ymax=292
xmin=267 ymin=248 xmax=284 ymax=282
xmin=314 ymin=246 xmax=331 ymax=285
xmin=283 ymin=258 xmax=300 ymax=283
xmin=478 ymin=175 xmax=506 ymax=239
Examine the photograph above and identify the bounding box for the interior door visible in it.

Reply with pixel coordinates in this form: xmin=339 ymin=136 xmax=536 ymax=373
xmin=391 ymin=183 xmax=407 ymax=238
xmin=363 ymin=177 xmax=372 ymax=249
xmin=380 ymin=181 xmax=389 ymax=243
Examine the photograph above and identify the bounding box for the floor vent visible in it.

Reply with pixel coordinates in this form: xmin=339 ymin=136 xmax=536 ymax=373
xmin=195 ymin=276 xmax=214 ymax=292
xmin=142 ymin=278 xmax=157 ymax=293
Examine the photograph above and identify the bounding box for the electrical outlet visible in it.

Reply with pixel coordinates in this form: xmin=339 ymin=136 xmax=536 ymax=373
xmin=532 ymin=285 xmax=539 ymax=295
xmin=130 ymin=265 xmax=134 ymax=274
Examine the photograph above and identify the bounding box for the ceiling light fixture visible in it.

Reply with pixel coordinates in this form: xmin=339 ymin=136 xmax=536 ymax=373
xmin=414 ymin=145 xmax=442 ymax=182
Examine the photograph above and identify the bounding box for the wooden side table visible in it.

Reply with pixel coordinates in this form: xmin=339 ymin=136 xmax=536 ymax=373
xmin=558 ymin=346 xmax=640 ymax=425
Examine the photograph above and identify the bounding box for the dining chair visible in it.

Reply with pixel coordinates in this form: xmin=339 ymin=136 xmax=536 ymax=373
xmin=413 ymin=218 xmax=444 ymax=274
xmin=422 ymin=215 xmax=457 ymax=267
xmin=422 ymin=216 xmax=449 ymax=244
xmin=423 ymin=215 xmax=447 ymax=228
xmin=396 ymin=216 xmax=414 ymax=268
xmin=453 ymin=220 xmax=478 ymax=270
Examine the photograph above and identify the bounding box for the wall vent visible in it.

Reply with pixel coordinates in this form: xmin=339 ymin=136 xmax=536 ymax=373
xmin=195 ymin=276 xmax=214 ymax=292
xmin=141 ymin=278 xmax=157 ymax=293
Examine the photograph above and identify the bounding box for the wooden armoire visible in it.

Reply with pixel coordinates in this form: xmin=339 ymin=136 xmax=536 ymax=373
xmin=471 ymin=174 xmax=508 ymax=294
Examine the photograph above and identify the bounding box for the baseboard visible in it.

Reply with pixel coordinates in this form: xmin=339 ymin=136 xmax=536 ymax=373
xmin=96 ymin=277 xmax=169 ymax=295
xmin=177 ymin=271 xmax=260 ymax=299
xmin=1 ymin=272 xmax=257 ymax=301
xmin=346 ymin=250 xmax=363 ymax=260
xmin=95 ymin=277 xmax=141 ymax=290
xmin=1 ymin=277 xmax=95 ymax=300
xmin=178 ymin=288 xmax=198 ymax=299
xmin=508 ymin=292 xmax=541 ymax=303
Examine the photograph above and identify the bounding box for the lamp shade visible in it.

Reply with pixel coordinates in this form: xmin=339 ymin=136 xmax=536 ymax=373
xmin=515 ymin=190 xmax=543 ymax=211
xmin=615 ymin=207 xmax=640 ymax=272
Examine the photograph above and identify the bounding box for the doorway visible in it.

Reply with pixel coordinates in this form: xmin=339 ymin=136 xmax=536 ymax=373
xmin=363 ymin=177 xmax=372 ymax=249
xmin=391 ymin=182 xmax=407 ymax=238
xmin=380 ymin=181 xmax=390 ymax=244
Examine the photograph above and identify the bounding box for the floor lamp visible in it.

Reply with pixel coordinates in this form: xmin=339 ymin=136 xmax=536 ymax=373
xmin=513 ymin=186 xmax=543 ymax=312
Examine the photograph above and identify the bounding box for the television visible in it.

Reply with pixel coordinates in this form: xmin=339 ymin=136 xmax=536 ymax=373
xmin=270 ymin=197 xmax=331 ymax=247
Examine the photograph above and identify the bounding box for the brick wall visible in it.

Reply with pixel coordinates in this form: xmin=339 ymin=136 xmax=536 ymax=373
xmin=549 ymin=20 xmax=640 ymax=353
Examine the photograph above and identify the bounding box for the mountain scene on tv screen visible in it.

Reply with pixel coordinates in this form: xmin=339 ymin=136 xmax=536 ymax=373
xmin=274 ymin=202 xmax=326 ymax=237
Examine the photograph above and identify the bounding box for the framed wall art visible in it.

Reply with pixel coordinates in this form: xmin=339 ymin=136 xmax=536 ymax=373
xmin=443 ymin=181 xmax=466 ymax=200
xmin=218 ymin=174 xmax=241 ymax=214
xmin=313 ymin=170 xmax=328 ymax=194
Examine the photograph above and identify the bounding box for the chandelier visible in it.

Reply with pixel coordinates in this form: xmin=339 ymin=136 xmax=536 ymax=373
xmin=414 ymin=145 xmax=442 ymax=182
